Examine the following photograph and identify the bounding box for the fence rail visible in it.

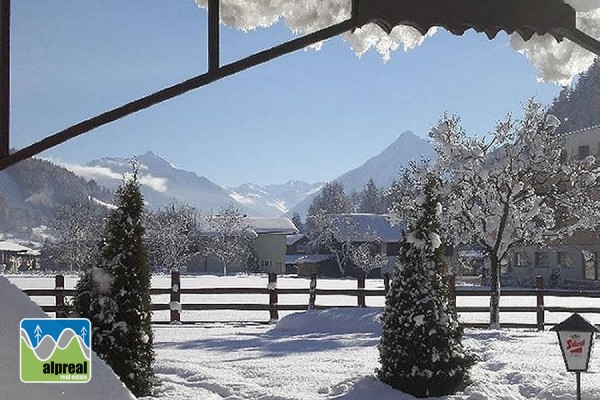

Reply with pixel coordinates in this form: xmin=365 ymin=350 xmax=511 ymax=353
xmin=21 ymin=272 xmax=600 ymax=329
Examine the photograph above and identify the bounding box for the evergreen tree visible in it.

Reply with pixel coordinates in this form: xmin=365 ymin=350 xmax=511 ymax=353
xmin=378 ymin=176 xmax=475 ymax=397
xmin=291 ymin=212 xmax=304 ymax=233
xmin=74 ymin=167 xmax=155 ymax=397
xmin=358 ymin=178 xmax=383 ymax=214
xmin=307 ymin=182 xmax=350 ymax=216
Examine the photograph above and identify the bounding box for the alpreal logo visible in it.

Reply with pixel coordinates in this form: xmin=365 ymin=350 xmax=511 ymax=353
xmin=20 ymin=318 xmax=91 ymax=383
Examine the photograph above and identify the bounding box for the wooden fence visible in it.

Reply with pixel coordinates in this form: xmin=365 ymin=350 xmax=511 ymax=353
xmin=22 ymin=272 xmax=600 ymax=330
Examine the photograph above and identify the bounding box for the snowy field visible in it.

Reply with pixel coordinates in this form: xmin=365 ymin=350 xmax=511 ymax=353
xmin=5 ymin=273 xmax=600 ymax=400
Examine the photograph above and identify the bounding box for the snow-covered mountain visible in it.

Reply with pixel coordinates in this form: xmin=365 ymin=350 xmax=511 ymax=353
xmin=289 ymin=131 xmax=435 ymax=217
xmin=228 ymin=181 xmax=325 ymax=217
xmin=82 ymin=152 xmax=322 ymax=217
xmin=85 ymin=152 xmax=253 ymax=214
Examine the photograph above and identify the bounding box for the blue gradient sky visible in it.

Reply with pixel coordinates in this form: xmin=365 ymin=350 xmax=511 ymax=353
xmin=11 ymin=1 xmax=562 ymax=187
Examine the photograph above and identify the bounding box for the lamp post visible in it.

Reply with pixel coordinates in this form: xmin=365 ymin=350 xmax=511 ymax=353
xmin=550 ymin=313 xmax=599 ymax=400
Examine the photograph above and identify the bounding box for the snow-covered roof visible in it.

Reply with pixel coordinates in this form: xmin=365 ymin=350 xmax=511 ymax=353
xmin=245 ymin=217 xmax=299 ymax=235
xmin=330 ymin=214 xmax=404 ymax=243
xmin=0 ymin=241 xmax=35 ymax=253
xmin=197 ymin=217 xmax=298 ymax=237
xmin=561 ymin=124 xmax=600 ymax=137
xmin=286 ymin=234 xmax=308 ymax=246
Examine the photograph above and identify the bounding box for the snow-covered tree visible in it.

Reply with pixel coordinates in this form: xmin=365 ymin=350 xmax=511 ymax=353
xmin=44 ymin=199 xmax=107 ymax=271
xmin=430 ymin=100 xmax=600 ymax=328
xmin=348 ymin=240 xmax=387 ymax=278
xmin=74 ymin=167 xmax=155 ymax=397
xmin=378 ymin=175 xmax=475 ymax=397
xmin=145 ymin=203 xmax=202 ymax=271
xmin=306 ymin=211 xmax=350 ymax=275
xmin=204 ymin=205 xmax=255 ymax=276
xmin=307 ymin=212 xmax=384 ymax=276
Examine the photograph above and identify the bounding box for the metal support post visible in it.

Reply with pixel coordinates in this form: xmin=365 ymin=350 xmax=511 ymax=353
xmin=0 ymin=0 xmax=9 ymax=158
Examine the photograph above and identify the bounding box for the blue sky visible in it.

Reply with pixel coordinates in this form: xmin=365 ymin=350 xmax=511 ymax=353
xmin=11 ymin=1 xmax=563 ymax=187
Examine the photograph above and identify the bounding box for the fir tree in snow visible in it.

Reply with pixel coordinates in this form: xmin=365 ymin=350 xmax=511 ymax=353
xmin=291 ymin=212 xmax=304 ymax=233
xmin=430 ymin=100 xmax=600 ymax=328
xmin=358 ymin=178 xmax=385 ymax=214
xmin=378 ymin=175 xmax=475 ymax=397
xmin=74 ymin=166 xmax=155 ymax=397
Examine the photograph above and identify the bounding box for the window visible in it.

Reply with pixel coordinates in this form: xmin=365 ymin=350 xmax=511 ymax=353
xmin=514 ymin=252 xmax=529 ymax=267
xmin=260 ymin=260 xmax=272 ymax=268
xmin=557 ymin=251 xmax=576 ymax=269
xmin=534 ymin=252 xmax=550 ymax=268
xmin=578 ymin=145 xmax=590 ymax=159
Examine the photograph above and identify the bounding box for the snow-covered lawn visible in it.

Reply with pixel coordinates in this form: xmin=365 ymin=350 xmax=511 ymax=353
xmin=146 ymin=310 xmax=600 ymax=400
xmin=6 ymin=273 xmax=600 ymax=399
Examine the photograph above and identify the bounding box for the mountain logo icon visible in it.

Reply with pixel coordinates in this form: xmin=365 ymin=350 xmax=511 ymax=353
xmin=20 ymin=318 xmax=92 ymax=383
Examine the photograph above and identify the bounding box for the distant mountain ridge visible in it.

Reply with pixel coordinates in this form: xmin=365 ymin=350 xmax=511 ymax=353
xmin=289 ymin=131 xmax=435 ymax=217
xmin=82 ymin=152 xmax=322 ymax=217
xmin=228 ymin=181 xmax=325 ymax=216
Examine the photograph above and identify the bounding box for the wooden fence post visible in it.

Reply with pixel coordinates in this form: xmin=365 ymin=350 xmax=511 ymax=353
xmin=383 ymin=273 xmax=390 ymax=294
xmin=308 ymin=273 xmax=317 ymax=310
xmin=536 ymin=275 xmax=545 ymax=331
xmin=55 ymin=274 xmax=65 ymax=318
xmin=446 ymin=275 xmax=456 ymax=309
xmin=268 ymin=273 xmax=278 ymax=322
xmin=170 ymin=270 xmax=181 ymax=324
xmin=357 ymin=276 xmax=366 ymax=308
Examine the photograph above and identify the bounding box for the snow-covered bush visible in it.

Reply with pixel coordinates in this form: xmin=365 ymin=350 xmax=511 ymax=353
xmin=74 ymin=165 xmax=155 ymax=397
xmin=378 ymin=175 xmax=475 ymax=397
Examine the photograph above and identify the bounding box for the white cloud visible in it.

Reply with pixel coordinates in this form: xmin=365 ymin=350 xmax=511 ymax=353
xmin=46 ymin=158 xmax=169 ymax=193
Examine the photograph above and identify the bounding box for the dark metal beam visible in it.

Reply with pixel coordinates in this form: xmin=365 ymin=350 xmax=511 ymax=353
xmin=208 ymin=0 xmax=220 ymax=73
xmin=556 ymin=27 xmax=600 ymax=56
xmin=0 ymin=17 xmax=356 ymax=170
xmin=0 ymin=0 xmax=9 ymax=159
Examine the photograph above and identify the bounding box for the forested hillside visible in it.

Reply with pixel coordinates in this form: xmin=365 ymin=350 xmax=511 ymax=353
xmin=549 ymin=58 xmax=600 ymax=133
xmin=0 ymin=157 xmax=113 ymax=234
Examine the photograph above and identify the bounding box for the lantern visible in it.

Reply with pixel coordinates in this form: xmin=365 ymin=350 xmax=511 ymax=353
xmin=550 ymin=313 xmax=599 ymax=400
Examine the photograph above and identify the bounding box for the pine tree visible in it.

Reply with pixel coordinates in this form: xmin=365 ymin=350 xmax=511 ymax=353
xmin=291 ymin=212 xmax=304 ymax=233
xmin=378 ymin=176 xmax=475 ymax=397
xmin=74 ymin=166 xmax=155 ymax=397
xmin=358 ymin=178 xmax=383 ymax=214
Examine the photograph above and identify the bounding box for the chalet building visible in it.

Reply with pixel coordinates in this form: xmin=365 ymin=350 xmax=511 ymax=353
xmin=0 ymin=242 xmax=40 ymax=273
xmin=506 ymin=126 xmax=600 ymax=286
xmin=189 ymin=217 xmax=299 ymax=274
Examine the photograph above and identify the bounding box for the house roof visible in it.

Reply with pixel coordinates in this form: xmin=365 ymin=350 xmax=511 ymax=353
xmin=0 ymin=242 xmax=39 ymax=256
xmin=286 ymin=234 xmax=308 ymax=246
xmin=330 ymin=213 xmax=404 ymax=243
xmin=245 ymin=217 xmax=299 ymax=235
xmin=198 ymin=217 xmax=298 ymax=237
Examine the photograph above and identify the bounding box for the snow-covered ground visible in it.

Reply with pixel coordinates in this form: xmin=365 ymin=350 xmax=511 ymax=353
xmin=4 ymin=273 xmax=600 ymax=399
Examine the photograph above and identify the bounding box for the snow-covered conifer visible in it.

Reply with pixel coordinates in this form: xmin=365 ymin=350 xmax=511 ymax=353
xmin=74 ymin=165 xmax=155 ymax=397
xmin=378 ymin=175 xmax=475 ymax=397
